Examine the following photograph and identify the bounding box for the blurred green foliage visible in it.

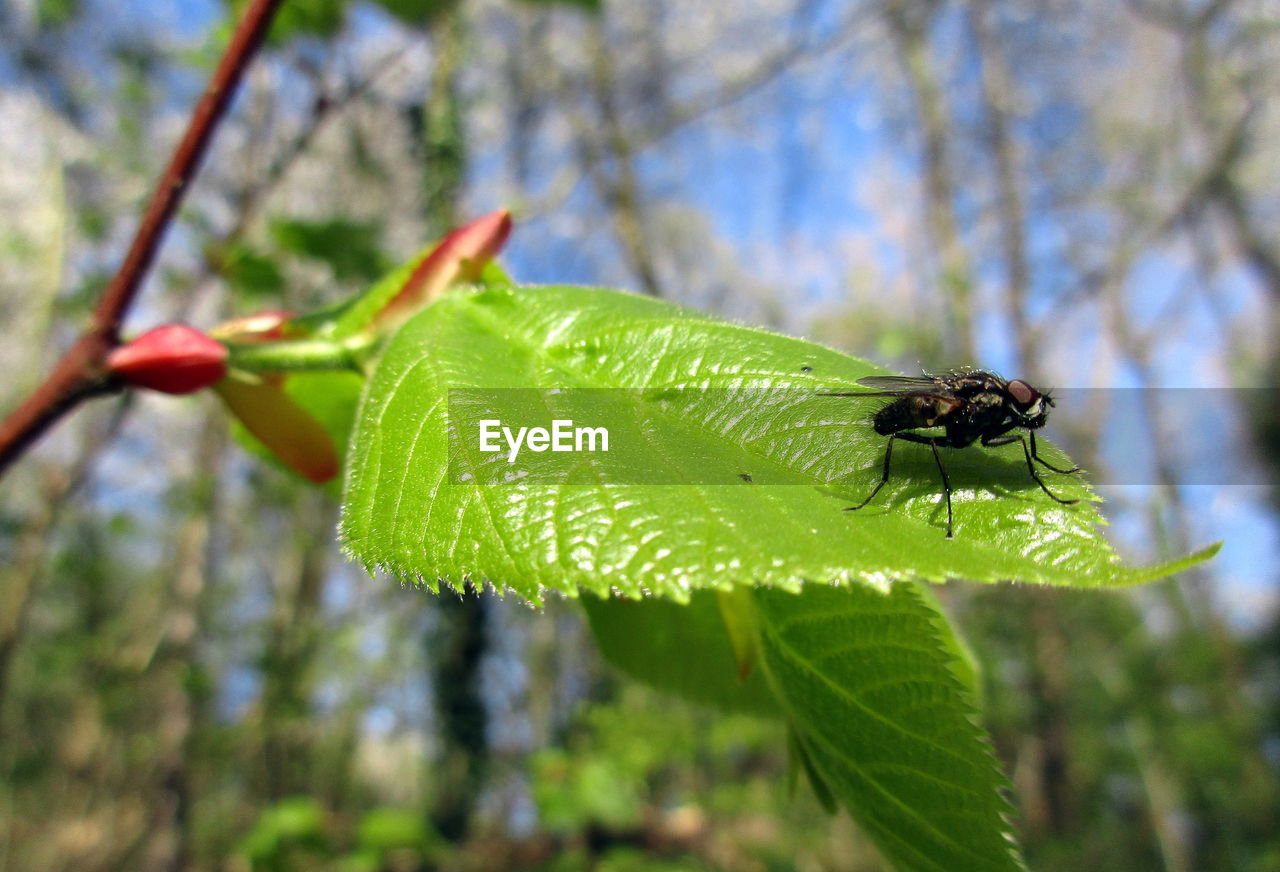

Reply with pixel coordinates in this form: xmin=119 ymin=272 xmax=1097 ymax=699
xmin=226 ymin=0 xmax=599 ymax=44
xmin=240 ymin=798 xmax=330 ymax=871
xmin=219 ymin=242 xmax=288 ymax=300
xmin=35 ymin=0 xmax=81 ymax=29
xmin=226 ymin=0 xmax=347 ymax=42
xmin=270 ymin=218 xmax=390 ymax=285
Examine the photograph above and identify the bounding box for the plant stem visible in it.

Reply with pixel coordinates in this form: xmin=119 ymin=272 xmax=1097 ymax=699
xmin=225 ymin=337 xmax=373 ymax=374
xmin=0 ymin=0 xmax=286 ymax=480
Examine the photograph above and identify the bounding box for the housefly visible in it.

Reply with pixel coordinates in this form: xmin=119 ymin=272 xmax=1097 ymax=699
xmin=819 ymin=370 xmax=1082 ymax=538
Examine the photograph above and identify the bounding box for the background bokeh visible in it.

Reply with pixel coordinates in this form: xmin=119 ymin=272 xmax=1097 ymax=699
xmin=1 ymin=0 xmax=1277 ymax=869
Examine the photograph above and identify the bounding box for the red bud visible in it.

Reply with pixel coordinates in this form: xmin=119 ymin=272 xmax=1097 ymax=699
xmin=372 ymin=208 xmax=513 ymax=332
xmin=106 ymin=324 xmax=229 ymax=394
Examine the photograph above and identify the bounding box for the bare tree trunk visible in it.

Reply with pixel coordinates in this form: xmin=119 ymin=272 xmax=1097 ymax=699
xmin=418 ymin=8 xmax=492 ymax=841
xmin=1164 ymin=3 xmax=1280 ymax=298
xmin=972 ymin=2 xmax=1032 ymax=374
xmin=428 ymin=586 xmax=490 ymax=841
xmin=258 ymin=490 xmax=333 ymax=799
xmin=885 ymin=0 xmax=976 ymax=362
xmin=1213 ymin=179 xmax=1280 ymax=297
xmin=0 ymin=401 xmax=128 ymax=721
xmin=144 ymin=411 xmax=226 ymax=872
xmin=1096 ymin=263 xmax=1262 ymax=871
xmin=1030 ymin=595 xmax=1077 ymax=835
xmin=422 ymin=7 xmax=467 ymax=240
xmin=582 ymin=17 xmax=664 ymax=298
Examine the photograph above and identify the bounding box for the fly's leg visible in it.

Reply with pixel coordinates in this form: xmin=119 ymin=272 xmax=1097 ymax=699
xmin=985 ymin=433 xmax=1078 ymax=505
xmin=1029 ymin=431 xmax=1080 ymax=474
xmin=849 ymin=432 xmax=954 ymax=538
xmin=848 ymin=434 xmax=898 ymax=512
xmin=927 ymin=437 xmax=953 ymax=538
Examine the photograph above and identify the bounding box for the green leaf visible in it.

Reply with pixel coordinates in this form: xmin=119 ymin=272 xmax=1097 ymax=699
xmin=355 ymin=807 xmax=437 ymax=853
xmin=286 ymin=256 xmax=422 ymax=339
xmin=218 ymin=242 xmax=286 ymax=300
xmin=36 ymin=0 xmax=81 ymax=28
xmin=239 ymin=797 xmax=328 ymax=861
xmin=340 ymin=285 xmax=1218 ymax=603
xmin=914 ymin=583 xmax=983 ymax=706
xmin=787 ymin=725 xmax=838 ymax=814
xmin=293 ymin=210 xmax=510 ymax=341
xmin=533 ymin=749 xmax=645 ymax=833
xmin=288 ymin=371 xmax=363 ymax=452
xmin=270 ymin=217 xmax=387 ymax=283
xmin=370 ymin=0 xmax=457 ymax=26
xmin=754 ymin=582 xmax=1024 ymax=872
xmin=581 ymin=590 xmax=780 ymax=716
xmin=476 ymin=260 xmax=514 ymax=288
xmin=223 ymin=371 xmax=361 ymax=488
xmin=716 ymin=588 xmax=760 ymax=681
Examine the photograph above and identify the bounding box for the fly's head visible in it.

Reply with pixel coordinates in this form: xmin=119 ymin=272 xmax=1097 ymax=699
xmin=1006 ymin=379 xmax=1053 ymax=429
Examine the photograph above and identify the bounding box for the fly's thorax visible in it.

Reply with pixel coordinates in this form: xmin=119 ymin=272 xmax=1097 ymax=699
xmin=950 ymin=370 xmax=1005 ymax=396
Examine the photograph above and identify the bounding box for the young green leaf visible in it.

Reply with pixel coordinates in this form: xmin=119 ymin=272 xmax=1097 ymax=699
xmin=340 ymin=284 xmax=1218 ymax=603
xmin=581 ymin=590 xmax=779 ymax=716
xmin=787 ymin=726 xmax=838 ymax=815
xmin=270 ymin=217 xmax=389 ymax=284
xmin=292 ymin=208 xmax=512 ymax=341
xmin=215 ymin=374 xmax=341 ymax=484
xmin=754 ymin=582 xmax=1024 ymax=872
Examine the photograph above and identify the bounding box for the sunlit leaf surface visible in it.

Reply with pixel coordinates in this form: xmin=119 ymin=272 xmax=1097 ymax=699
xmin=341 ymin=284 xmax=1216 ymax=602
xmin=755 ymin=582 xmax=1025 ymax=872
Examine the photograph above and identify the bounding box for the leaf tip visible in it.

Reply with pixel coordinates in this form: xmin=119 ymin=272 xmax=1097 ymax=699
xmin=1114 ymin=540 xmax=1223 ymax=587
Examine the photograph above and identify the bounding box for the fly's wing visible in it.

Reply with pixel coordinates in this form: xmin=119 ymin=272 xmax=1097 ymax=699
xmin=855 ymin=375 xmax=949 ymax=393
xmin=819 ymin=375 xmax=956 ymax=400
xmin=818 ymin=375 xmax=959 ymax=402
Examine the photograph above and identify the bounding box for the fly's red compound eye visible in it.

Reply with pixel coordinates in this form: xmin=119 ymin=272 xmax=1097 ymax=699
xmin=1007 ymin=379 xmax=1037 ymax=408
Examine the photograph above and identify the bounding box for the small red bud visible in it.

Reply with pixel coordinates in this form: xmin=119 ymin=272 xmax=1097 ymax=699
xmin=372 ymin=208 xmax=513 ymax=332
xmin=107 ymin=324 xmax=229 ymax=395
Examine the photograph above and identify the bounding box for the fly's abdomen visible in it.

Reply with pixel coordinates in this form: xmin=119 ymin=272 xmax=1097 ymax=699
xmin=872 ymin=395 xmax=955 ymax=435
xmin=873 ymin=399 xmax=925 ymax=435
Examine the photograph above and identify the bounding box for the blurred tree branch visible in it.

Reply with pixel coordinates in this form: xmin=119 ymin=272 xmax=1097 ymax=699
xmin=145 ymin=411 xmax=228 ymax=872
xmin=209 ymin=44 xmax=411 ymax=271
xmin=577 ymin=16 xmax=664 ymax=297
xmin=551 ymin=3 xmax=864 ymax=297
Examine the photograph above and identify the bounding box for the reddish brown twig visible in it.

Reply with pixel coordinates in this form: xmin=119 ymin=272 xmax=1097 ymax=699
xmin=0 ymin=0 xmax=285 ymax=479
